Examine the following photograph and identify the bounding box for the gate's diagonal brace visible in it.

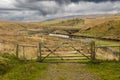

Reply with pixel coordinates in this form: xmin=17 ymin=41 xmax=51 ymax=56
xmin=70 ymin=45 xmax=91 ymax=60
xmin=43 ymin=46 xmax=63 ymax=60
xmin=41 ymin=43 xmax=64 ymax=61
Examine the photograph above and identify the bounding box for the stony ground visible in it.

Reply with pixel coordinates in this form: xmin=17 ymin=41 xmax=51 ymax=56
xmin=39 ymin=63 xmax=101 ymax=80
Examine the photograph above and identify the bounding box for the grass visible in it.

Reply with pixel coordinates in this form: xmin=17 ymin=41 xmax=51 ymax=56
xmin=40 ymin=18 xmax=84 ymax=27
xmin=0 ymin=53 xmax=120 ymax=80
xmin=55 ymin=18 xmax=84 ymax=26
xmin=77 ymin=20 xmax=120 ymax=40
xmin=95 ymin=40 xmax=120 ymax=45
xmin=0 ymin=21 xmax=42 ymax=31
xmin=0 ymin=53 xmax=49 ymax=80
xmin=38 ymin=60 xmax=120 ymax=80
xmin=1 ymin=62 xmax=48 ymax=80
xmin=85 ymin=61 xmax=120 ymax=80
xmin=41 ymin=59 xmax=90 ymax=63
xmin=95 ymin=39 xmax=120 ymax=51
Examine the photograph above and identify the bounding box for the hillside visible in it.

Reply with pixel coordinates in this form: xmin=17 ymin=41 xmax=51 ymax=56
xmin=42 ymin=15 xmax=120 ymax=40
xmin=0 ymin=21 xmax=42 ymax=31
xmin=74 ymin=20 xmax=120 ymax=40
xmin=0 ymin=15 xmax=120 ymax=41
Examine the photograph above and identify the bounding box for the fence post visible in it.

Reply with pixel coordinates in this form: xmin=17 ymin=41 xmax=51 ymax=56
xmin=22 ymin=46 xmax=26 ymax=61
xmin=90 ymin=41 xmax=96 ymax=61
xmin=16 ymin=44 xmax=19 ymax=58
xmin=38 ymin=42 xmax=42 ymax=62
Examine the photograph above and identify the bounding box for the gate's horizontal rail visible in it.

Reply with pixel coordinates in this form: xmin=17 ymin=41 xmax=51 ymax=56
xmin=41 ymin=46 xmax=89 ymax=49
xmin=41 ymin=55 xmax=90 ymax=58
xmin=41 ymin=50 xmax=78 ymax=52
xmin=42 ymin=58 xmax=88 ymax=60
xmin=18 ymin=44 xmax=37 ymax=47
xmin=41 ymin=52 xmax=91 ymax=55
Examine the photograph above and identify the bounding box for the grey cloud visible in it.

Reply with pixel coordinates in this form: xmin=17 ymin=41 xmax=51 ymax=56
xmin=0 ymin=0 xmax=120 ymax=21
xmin=0 ymin=8 xmax=23 ymax=11
xmin=14 ymin=0 xmax=61 ymax=16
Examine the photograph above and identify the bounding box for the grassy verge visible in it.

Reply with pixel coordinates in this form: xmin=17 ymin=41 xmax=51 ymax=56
xmin=0 ymin=53 xmax=49 ymax=80
xmin=85 ymin=61 xmax=120 ymax=80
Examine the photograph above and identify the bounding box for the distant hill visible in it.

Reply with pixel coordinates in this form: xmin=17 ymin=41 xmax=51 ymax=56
xmin=48 ymin=18 xmax=84 ymax=26
xmin=0 ymin=21 xmax=42 ymax=31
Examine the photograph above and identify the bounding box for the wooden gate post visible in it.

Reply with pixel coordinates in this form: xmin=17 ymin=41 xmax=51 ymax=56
xmin=38 ymin=42 xmax=42 ymax=62
xmin=16 ymin=44 xmax=19 ymax=58
xmin=90 ymin=41 xmax=96 ymax=61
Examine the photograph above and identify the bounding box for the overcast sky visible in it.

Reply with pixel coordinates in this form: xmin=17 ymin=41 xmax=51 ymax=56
xmin=0 ymin=0 xmax=120 ymax=22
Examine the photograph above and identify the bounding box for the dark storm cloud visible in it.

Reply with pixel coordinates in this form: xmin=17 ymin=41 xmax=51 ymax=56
xmin=0 ymin=0 xmax=120 ymax=21
xmin=25 ymin=0 xmax=120 ymax=3
xmin=75 ymin=0 xmax=120 ymax=3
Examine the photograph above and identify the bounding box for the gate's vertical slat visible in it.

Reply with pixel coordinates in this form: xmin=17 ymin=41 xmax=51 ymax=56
xmin=16 ymin=44 xmax=19 ymax=58
xmin=91 ymin=41 xmax=96 ymax=61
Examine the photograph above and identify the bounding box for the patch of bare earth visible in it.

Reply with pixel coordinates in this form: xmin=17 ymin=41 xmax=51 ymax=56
xmin=39 ymin=63 xmax=100 ymax=80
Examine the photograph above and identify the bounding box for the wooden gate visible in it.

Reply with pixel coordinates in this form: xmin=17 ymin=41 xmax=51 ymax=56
xmin=37 ymin=40 xmax=96 ymax=62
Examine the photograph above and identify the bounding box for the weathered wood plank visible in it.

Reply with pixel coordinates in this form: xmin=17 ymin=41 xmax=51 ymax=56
xmin=16 ymin=44 xmax=19 ymax=58
xmin=19 ymin=44 xmax=37 ymax=47
xmin=90 ymin=41 xmax=96 ymax=61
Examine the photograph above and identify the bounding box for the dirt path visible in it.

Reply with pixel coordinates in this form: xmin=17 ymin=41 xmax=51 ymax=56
xmin=39 ymin=63 xmax=100 ymax=80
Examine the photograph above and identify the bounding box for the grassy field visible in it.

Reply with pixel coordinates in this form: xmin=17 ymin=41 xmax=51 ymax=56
xmin=85 ymin=61 xmax=120 ymax=80
xmin=0 ymin=54 xmax=120 ymax=80
xmin=80 ymin=20 xmax=120 ymax=39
